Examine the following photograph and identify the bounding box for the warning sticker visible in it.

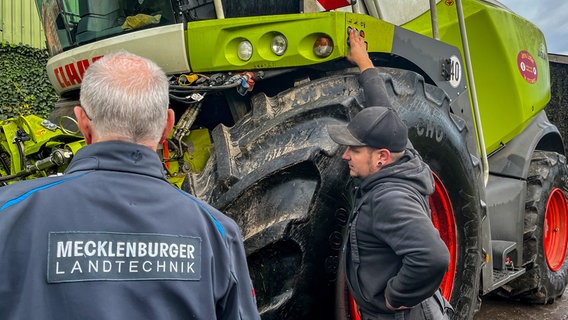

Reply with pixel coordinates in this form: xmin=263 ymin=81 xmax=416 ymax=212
xmin=47 ymin=232 xmax=201 ymax=283
xmin=517 ymin=50 xmax=538 ymax=84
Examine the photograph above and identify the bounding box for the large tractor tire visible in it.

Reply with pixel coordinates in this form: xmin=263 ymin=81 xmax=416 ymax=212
xmin=498 ymin=151 xmax=568 ymax=303
xmin=334 ymin=68 xmax=484 ymax=320
xmin=185 ymin=75 xmax=366 ymax=319
xmin=185 ymin=68 xmax=484 ymax=319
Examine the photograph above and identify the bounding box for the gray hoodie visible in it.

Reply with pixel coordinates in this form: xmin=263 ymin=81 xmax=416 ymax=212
xmin=345 ymin=138 xmax=450 ymax=315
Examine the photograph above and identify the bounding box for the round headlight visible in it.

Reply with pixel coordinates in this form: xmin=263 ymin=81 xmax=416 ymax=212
xmin=313 ymin=36 xmax=333 ymax=57
xmin=238 ymin=40 xmax=253 ymax=61
xmin=271 ymin=34 xmax=288 ymax=56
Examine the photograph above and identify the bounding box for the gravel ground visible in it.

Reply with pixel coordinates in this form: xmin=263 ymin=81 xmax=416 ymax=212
xmin=474 ymin=287 xmax=568 ymax=320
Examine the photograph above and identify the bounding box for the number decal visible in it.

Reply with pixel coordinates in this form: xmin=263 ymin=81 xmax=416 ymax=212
xmin=449 ymin=55 xmax=462 ymax=88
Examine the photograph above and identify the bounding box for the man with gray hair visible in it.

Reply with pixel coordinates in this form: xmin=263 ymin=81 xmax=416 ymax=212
xmin=0 ymin=51 xmax=260 ymax=320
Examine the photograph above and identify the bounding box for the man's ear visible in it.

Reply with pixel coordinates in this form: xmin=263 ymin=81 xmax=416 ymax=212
xmin=74 ymin=106 xmax=93 ymax=144
xmin=159 ymin=109 xmax=175 ymax=144
xmin=376 ymin=148 xmax=391 ymax=163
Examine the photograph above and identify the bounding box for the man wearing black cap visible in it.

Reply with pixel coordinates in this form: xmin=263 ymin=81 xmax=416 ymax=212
xmin=326 ymin=28 xmax=452 ymax=320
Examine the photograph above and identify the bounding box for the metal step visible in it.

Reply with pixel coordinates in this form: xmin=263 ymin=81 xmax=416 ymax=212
xmin=491 ymin=240 xmax=518 ymax=270
xmin=490 ymin=267 xmax=526 ymax=291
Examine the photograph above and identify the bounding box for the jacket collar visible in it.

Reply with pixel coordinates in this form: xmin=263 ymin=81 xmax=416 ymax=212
xmin=65 ymin=141 xmax=167 ymax=181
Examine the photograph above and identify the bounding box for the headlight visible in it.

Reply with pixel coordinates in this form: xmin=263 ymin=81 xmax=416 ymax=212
xmin=271 ymin=34 xmax=287 ymax=56
xmin=238 ymin=40 xmax=253 ymax=61
xmin=313 ymin=36 xmax=333 ymax=58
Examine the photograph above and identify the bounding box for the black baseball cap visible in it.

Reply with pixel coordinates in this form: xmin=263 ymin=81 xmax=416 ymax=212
xmin=327 ymin=107 xmax=408 ymax=152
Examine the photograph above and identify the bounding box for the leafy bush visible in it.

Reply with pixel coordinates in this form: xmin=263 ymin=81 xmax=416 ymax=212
xmin=547 ymin=60 xmax=568 ymax=151
xmin=0 ymin=42 xmax=58 ymax=120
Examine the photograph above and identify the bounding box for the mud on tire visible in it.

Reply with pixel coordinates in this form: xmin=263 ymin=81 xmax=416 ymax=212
xmin=185 ymin=68 xmax=484 ymax=319
xmin=185 ymin=75 xmax=367 ymax=319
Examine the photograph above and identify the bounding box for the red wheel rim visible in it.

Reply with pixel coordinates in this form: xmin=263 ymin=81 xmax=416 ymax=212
xmin=349 ymin=293 xmax=361 ymax=320
xmin=348 ymin=173 xmax=457 ymax=318
xmin=429 ymin=173 xmax=457 ymax=300
xmin=544 ymin=188 xmax=568 ymax=271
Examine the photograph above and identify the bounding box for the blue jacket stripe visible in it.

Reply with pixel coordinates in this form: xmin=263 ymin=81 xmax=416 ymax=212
xmin=177 ymin=189 xmax=225 ymax=237
xmin=1 ymin=176 xmax=83 ymax=211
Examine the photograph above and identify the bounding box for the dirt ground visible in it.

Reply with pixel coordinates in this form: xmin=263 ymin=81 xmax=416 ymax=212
xmin=474 ymin=287 xmax=568 ymax=320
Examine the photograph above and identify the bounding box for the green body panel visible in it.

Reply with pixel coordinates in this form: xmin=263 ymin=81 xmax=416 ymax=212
xmin=402 ymin=0 xmax=550 ymax=154
xmin=24 ymin=0 xmax=555 ymax=183
xmin=186 ymin=12 xmax=394 ymax=72
xmin=33 ymin=0 xmax=552 ymax=156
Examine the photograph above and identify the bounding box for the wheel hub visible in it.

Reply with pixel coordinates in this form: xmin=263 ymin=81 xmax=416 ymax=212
xmin=544 ymin=188 xmax=568 ymax=271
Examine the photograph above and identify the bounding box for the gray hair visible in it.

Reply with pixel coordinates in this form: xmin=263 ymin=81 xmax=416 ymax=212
xmin=79 ymin=51 xmax=169 ymax=144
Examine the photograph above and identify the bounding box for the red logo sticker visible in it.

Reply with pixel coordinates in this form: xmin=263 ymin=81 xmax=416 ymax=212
xmin=316 ymin=0 xmax=350 ymax=10
xmin=517 ymin=50 xmax=538 ymax=84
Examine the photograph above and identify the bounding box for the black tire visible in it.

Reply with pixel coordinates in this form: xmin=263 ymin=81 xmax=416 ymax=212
xmin=497 ymin=151 xmax=568 ymax=303
xmin=333 ymin=68 xmax=484 ymax=320
xmin=185 ymin=68 xmax=484 ymax=319
xmin=185 ymin=75 xmax=366 ymax=319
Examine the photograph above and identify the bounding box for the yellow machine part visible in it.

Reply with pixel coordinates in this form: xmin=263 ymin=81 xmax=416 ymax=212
xmin=165 ymin=128 xmax=212 ymax=188
xmin=183 ymin=128 xmax=212 ymax=173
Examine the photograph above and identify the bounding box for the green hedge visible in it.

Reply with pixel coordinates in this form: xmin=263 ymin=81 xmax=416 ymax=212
xmin=546 ymin=60 xmax=568 ymax=151
xmin=0 ymin=42 xmax=58 ymax=120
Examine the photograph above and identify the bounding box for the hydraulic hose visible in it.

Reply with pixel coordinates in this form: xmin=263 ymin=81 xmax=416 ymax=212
xmin=0 ymin=170 xmax=32 ymax=183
